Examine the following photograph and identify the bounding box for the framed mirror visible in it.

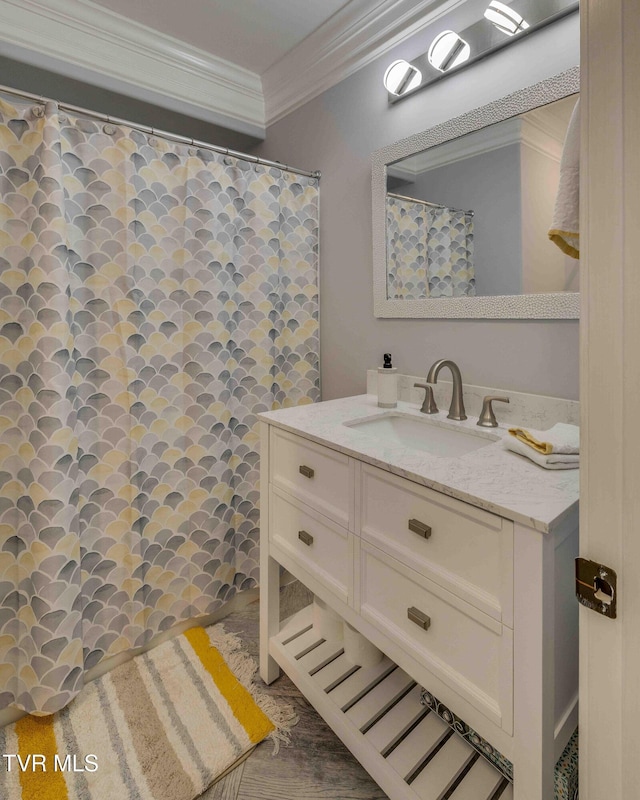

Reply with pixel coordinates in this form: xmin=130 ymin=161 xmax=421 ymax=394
xmin=372 ymin=67 xmax=580 ymax=318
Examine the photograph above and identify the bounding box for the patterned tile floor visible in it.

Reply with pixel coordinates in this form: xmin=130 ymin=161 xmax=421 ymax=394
xmin=199 ymin=583 xmax=388 ymax=800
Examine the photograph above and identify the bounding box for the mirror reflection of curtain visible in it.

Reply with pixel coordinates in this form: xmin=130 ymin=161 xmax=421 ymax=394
xmin=386 ymin=195 xmax=428 ymax=299
xmin=426 ymin=207 xmax=475 ymax=298
xmin=386 ymin=196 xmax=475 ymax=299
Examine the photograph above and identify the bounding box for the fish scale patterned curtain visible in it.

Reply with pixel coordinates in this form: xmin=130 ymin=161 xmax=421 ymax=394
xmin=386 ymin=195 xmax=475 ymax=299
xmin=0 ymin=93 xmax=319 ymax=716
xmin=385 ymin=195 xmax=428 ymax=300
xmin=426 ymin=207 xmax=475 ymax=298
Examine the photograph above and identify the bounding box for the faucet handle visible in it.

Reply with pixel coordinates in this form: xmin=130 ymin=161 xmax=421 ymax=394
xmin=414 ymin=382 xmax=439 ymax=415
xmin=477 ymin=396 xmax=510 ymax=428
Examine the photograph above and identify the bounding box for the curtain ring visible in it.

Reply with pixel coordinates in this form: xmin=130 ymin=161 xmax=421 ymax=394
xmin=32 ymin=105 xmax=44 ymax=118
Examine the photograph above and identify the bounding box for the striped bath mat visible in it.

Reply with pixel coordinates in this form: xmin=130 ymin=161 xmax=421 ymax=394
xmin=0 ymin=624 xmax=296 ymax=800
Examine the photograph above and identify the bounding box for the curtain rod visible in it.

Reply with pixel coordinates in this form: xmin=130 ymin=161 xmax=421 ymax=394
xmin=388 ymin=192 xmax=474 ymax=217
xmin=0 ymin=83 xmax=321 ymax=180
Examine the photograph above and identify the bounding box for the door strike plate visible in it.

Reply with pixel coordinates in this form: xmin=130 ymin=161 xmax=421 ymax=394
xmin=575 ymin=558 xmax=617 ymax=618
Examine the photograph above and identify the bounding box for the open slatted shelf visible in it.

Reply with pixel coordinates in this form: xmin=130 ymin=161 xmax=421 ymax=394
xmin=270 ymin=605 xmax=513 ymax=800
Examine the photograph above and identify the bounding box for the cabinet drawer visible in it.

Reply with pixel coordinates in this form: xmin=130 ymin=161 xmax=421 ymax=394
xmin=360 ymin=541 xmax=512 ymax=732
xmin=270 ymin=427 xmax=351 ymax=527
xmin=359 ymin=464 xmax=513 ymax=625
xmin=269 ymin=486 xmax=350 ymax=604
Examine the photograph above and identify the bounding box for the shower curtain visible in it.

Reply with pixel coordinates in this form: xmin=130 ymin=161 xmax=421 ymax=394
xmin=0 ymin=94 xmax=319 ymax=716
xmin=386 ymin=195 xmax=428 ymax=299
xmin=426 ymin=207 xmax=475 ymax=298
xmin=386 ymin=195 xmax=475 ymax=299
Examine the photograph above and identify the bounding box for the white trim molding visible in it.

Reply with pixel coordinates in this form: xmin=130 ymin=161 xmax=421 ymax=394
xmin=580 ymin=1 xmax=640 ymax=797
xmin=388 ymin=118 xmax=526 ymax=176
xmin=520 ymin=116 xmax=563 ymax=163
xmin=0 ymin=0 xmax=265 ymax=136
xmin=386 ymin=110 xmax=566 ymax=178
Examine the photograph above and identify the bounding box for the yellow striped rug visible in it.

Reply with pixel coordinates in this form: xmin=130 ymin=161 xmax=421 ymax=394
xmin=0 ymin=625 xmax=296 ymax=800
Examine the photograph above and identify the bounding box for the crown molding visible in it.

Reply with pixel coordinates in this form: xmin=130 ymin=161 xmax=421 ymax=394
xmin=386 ymin=109 xmax=564 ymax=177
xmin=388 ymin=117 xmax=525 ymax=175
xmin=0 ymin=0 xmax=265 ymax=136
xmin=386 ymin=164 xmax=419 ymax=182
xmin=263 ymin=0 xmax=469 ymax=126
xmin=519 ymin=116 xmax=563 ymax=163
xmin=525 ymin=104 xmax=572 ymax=142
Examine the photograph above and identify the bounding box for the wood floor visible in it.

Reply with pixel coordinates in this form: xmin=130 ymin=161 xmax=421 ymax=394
xmin=198 ymin=582 xmax=389 ymax=800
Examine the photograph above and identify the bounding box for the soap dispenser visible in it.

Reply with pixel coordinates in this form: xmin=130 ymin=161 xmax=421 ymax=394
xmin=377 ymin=353 xmax=398 ymax=408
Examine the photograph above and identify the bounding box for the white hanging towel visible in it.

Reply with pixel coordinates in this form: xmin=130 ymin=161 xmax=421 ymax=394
xmin=548 ymin=97 xmax=580 ymax=259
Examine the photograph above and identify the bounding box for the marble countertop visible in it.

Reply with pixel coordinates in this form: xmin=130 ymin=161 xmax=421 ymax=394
xmin=258 ymin=395 xmax=579 ymax=534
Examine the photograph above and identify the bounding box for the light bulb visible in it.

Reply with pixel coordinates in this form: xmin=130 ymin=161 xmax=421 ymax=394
xmin=484 ymin=1 xmax=530 ymax=36
xmin=383 ymin=60 xmax=422 ymax=96
xmin=427 ymin=31 xmax=471 ymax=73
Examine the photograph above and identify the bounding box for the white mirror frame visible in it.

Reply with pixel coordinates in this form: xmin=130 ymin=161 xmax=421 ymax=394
xmin=372 ymin=66 xmax=580 ymax=319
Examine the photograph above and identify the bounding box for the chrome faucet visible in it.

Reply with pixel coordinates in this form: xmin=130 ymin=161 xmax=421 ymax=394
xmin=425 ymin=359 xmax=467 ymax=420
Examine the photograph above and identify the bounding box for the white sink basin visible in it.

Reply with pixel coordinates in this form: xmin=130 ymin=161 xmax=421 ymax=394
xmin=344 ymin=413 xmax=498 ymax=458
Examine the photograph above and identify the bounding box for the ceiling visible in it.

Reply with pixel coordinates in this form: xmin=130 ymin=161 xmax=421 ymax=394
xmin=0 ymin=0 xmax=463 ymax=135
xmin=90 ymin=0 xmax=354 ymax=74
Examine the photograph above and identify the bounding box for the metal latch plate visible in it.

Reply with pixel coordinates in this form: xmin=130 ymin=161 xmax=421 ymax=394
xmin=575 ymin=558 xmax=617 ymax=618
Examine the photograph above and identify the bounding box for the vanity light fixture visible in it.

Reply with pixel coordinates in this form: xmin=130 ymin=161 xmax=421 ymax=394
xmin=484 ymin=1 xmax=530 ymax=36
xmin=383 ymin=60 xmax=422 ymax=96
xmin=427 ymin=31 xmax=471 ymax=72
xmin=384 ymin=0 xmax=578 ymax=103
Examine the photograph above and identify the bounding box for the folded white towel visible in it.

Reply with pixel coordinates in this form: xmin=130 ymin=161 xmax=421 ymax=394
xmin=508 ymin=422 xmax=579 ymax=455
xmin=548 ymin=97 xmax=580 ymax=259
xmin=503 ymin=436 xmax=579 ymax=470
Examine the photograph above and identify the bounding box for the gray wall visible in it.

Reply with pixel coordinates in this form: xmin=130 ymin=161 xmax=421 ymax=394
xmin=408 ymin=144 xmax=523 ymax=296
xmin=0 ymin=54 xmax=260 ymax=150
xmin=255 ymin=8 xmax=580 ymax=401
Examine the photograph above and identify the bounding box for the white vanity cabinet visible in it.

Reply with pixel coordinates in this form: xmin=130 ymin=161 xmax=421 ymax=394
xmin=259 ymin=421 xmax=579 ymax=800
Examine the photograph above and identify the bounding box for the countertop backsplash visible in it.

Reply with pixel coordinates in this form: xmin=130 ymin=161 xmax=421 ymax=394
xmin=366 ymin=370 xmax=579 ymax=431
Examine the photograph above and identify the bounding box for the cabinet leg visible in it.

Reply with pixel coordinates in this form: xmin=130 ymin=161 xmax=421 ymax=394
xmin=512 ymin=525 xmax=557 ymax=800
xmin=260 ymin=554 xmax=281 ymax=684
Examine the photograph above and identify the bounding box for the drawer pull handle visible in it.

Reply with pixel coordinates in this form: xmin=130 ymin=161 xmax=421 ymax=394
xmin=298 ymin=530 xmax=314 ymax=546
xmin=299 ymin=465 xmax=315 ymax=479
xmin=408 ymin=518 xmax=432 ymax=539
xmin=408 ymin=607 xmax=431 ymax=631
